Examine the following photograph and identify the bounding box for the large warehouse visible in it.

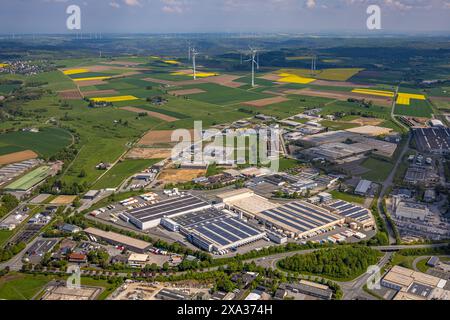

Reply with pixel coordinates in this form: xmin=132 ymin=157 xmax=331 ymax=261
xmin=125 ymin=194 xmax=211 ymax=230
xmin=325 ymin=200 xmax=375 ymax=230
xmin=217 ymin=188 xmax=280 ymax=217
xmin=162 ymin=208 xmax=266 ymax=253
xmin=413 ymin=128 xmax=450 ymax=155
xmin=84 ymin=227 xmax=151 ymax=253
xmin=257 ymin=201 xmax=345 ymax=238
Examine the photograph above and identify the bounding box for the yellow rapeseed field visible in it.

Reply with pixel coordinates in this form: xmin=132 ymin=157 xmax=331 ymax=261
xmin=277 ymin=73 xmax=316 ymax=84
xmin=73 ymin=76 xmax=112 ymax=82
xmin=352 ymin=89 xmax=395 ymax=98
xmin=63 ymin=68 xmax=90 ymax=75
xmin=91 ymin=95 xmax=139 ymax=102
xmin=171 ymin=71 xmax=218 ymax=78
xmin=396 ymin=93 xmax=426 ymax=105
xmin=163 ymin=60 xmax=180 ymax=65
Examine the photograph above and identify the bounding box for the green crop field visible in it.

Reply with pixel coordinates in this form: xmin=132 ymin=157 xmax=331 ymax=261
xmin=0 ymin=145 xmax=26 ymax=156
xmin=394 ymin=99 xmax=433 ymax=118
xmin=5 ymin=166 xmax=51 ymax=191
xmin=278 ymin=68 xmax=364 ymax=81
xmin=0 ymin=273 xmax=119 ymax=300
xmin=320 ymin=100 xmax=392 ymax=120
xmin=361 ymin=157 xmax=394 ymax=183
xmin=330 ymin=191 xmax=365 ymax=205
xmin=0 ymin=230 xmax=12 ymax=246
xmin=0 ymin=127 xmax=73 ymax=158
xmin=180 ymin=83 xmax=272 ymax=105
xmin=93 ymin=159 xmax=162 ymax=189
xmin=0 ymin=273 xmax=54 ymax=300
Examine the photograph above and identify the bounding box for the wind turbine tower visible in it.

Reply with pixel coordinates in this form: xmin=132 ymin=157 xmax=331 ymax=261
xmin=311 ymin=55 xmax=318 ymax=76
xmin=246 ymin=47 xmax=259 ymax=87
xmin=191 ymin=47 xmax=199 ymax=80
xmin=188 ymin=42 xmax=192 ymax=61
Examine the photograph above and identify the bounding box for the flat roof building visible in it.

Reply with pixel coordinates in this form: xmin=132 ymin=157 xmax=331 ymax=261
xmin=128 ymin=253 xmax=149 ymax=268
xmin=218 ymin=189 xmax=280 ymax=217
xmin=413 ymin=128 xmax=450 ymax=155
xmin=395 ymin=201 xmax=429 ymax=221
xmin=256 ymin=201 xmax=344 ymax=238
xmin=382 ymin=266 xmax=448 ymax=300
xmin=184 ymin=216 xmax=266 ymax=253
xmin=326 ymin=200 xmax=375 ymax=230
xmin=84 ymin=227 xmax=151 ymax=253
xmin=125 ymin=194 xmax=212 ymax=230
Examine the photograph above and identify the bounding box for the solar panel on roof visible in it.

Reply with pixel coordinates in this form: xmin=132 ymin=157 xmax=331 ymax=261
xmin=207 ymin=224 xmax=241 ymax=242
xmin=260 ymin=210 xmax=309 ymax=232
xmin=224 ymin=218 xmax=260 ymax=237
xmin=285 ymin=203 xmax=334 ymax=224
xmin=276 ymin=206 xmax=321 ymax=228
xmin=196 ymin=227 xmax=230 ymax=246
xmin=221 ymin=224 xmax=251 ymax=239
xmin=336 ymin=204 xmax=353 ymax=211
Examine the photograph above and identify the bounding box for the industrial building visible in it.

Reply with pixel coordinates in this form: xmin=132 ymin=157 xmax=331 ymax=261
xmin=84 ymin=227 xmax=151 ymax=253
xmin=217 ymin=189 xmax=280 ymax=217
xmin=302 ymin=143 xmax=371 ymax=164
xmin=282 ymin=281 xmax=333 ymax=300
xmin=162 ymin=208 xmax=266 ymax=253
xmin=413 ymin=128 xmax=450 ymax=155
xmin=394 ymin=200 xmax=429 ymax=221
xmin=382 ymin=266 xmax=448 ymax=300
xmin=325 ymin=200 xmax=375 ymax=230
xmin=355 ymin=180 xmax=372 ymax=196
xmin=124 ymin=194 xmax=212 ymax=230
xmin=257 ymin=201 xmax=344 ymax=238
xmin=184 ymin=216 xmax=266 ymax=253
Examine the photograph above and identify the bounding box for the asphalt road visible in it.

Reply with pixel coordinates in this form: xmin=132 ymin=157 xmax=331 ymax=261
xmin=377 ymin=132 xmax=411 ymax=245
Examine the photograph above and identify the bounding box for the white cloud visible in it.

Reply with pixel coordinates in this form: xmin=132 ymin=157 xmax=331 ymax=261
xmin=306 ymin=0 xmax=316 ymax=8
xmin=109 ymin=1 xmax=121 ymax=8
xmin=123 ymin=0 xmax=142 ymax=6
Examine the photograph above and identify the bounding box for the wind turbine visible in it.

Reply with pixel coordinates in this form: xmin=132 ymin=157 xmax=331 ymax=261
xmin=246 ymin=47 xmax=259 ymax=87
xmin=311 ymin=55 xmax=318 ymax=76
xmin=191 ymin=47 xmax=199 ymax=80
xmin=187 ymin=42 xmax=192 ymax=61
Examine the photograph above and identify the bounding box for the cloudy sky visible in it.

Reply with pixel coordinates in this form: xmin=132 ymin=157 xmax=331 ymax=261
xmin=1 ymin=0 xmax=450 ymax=33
